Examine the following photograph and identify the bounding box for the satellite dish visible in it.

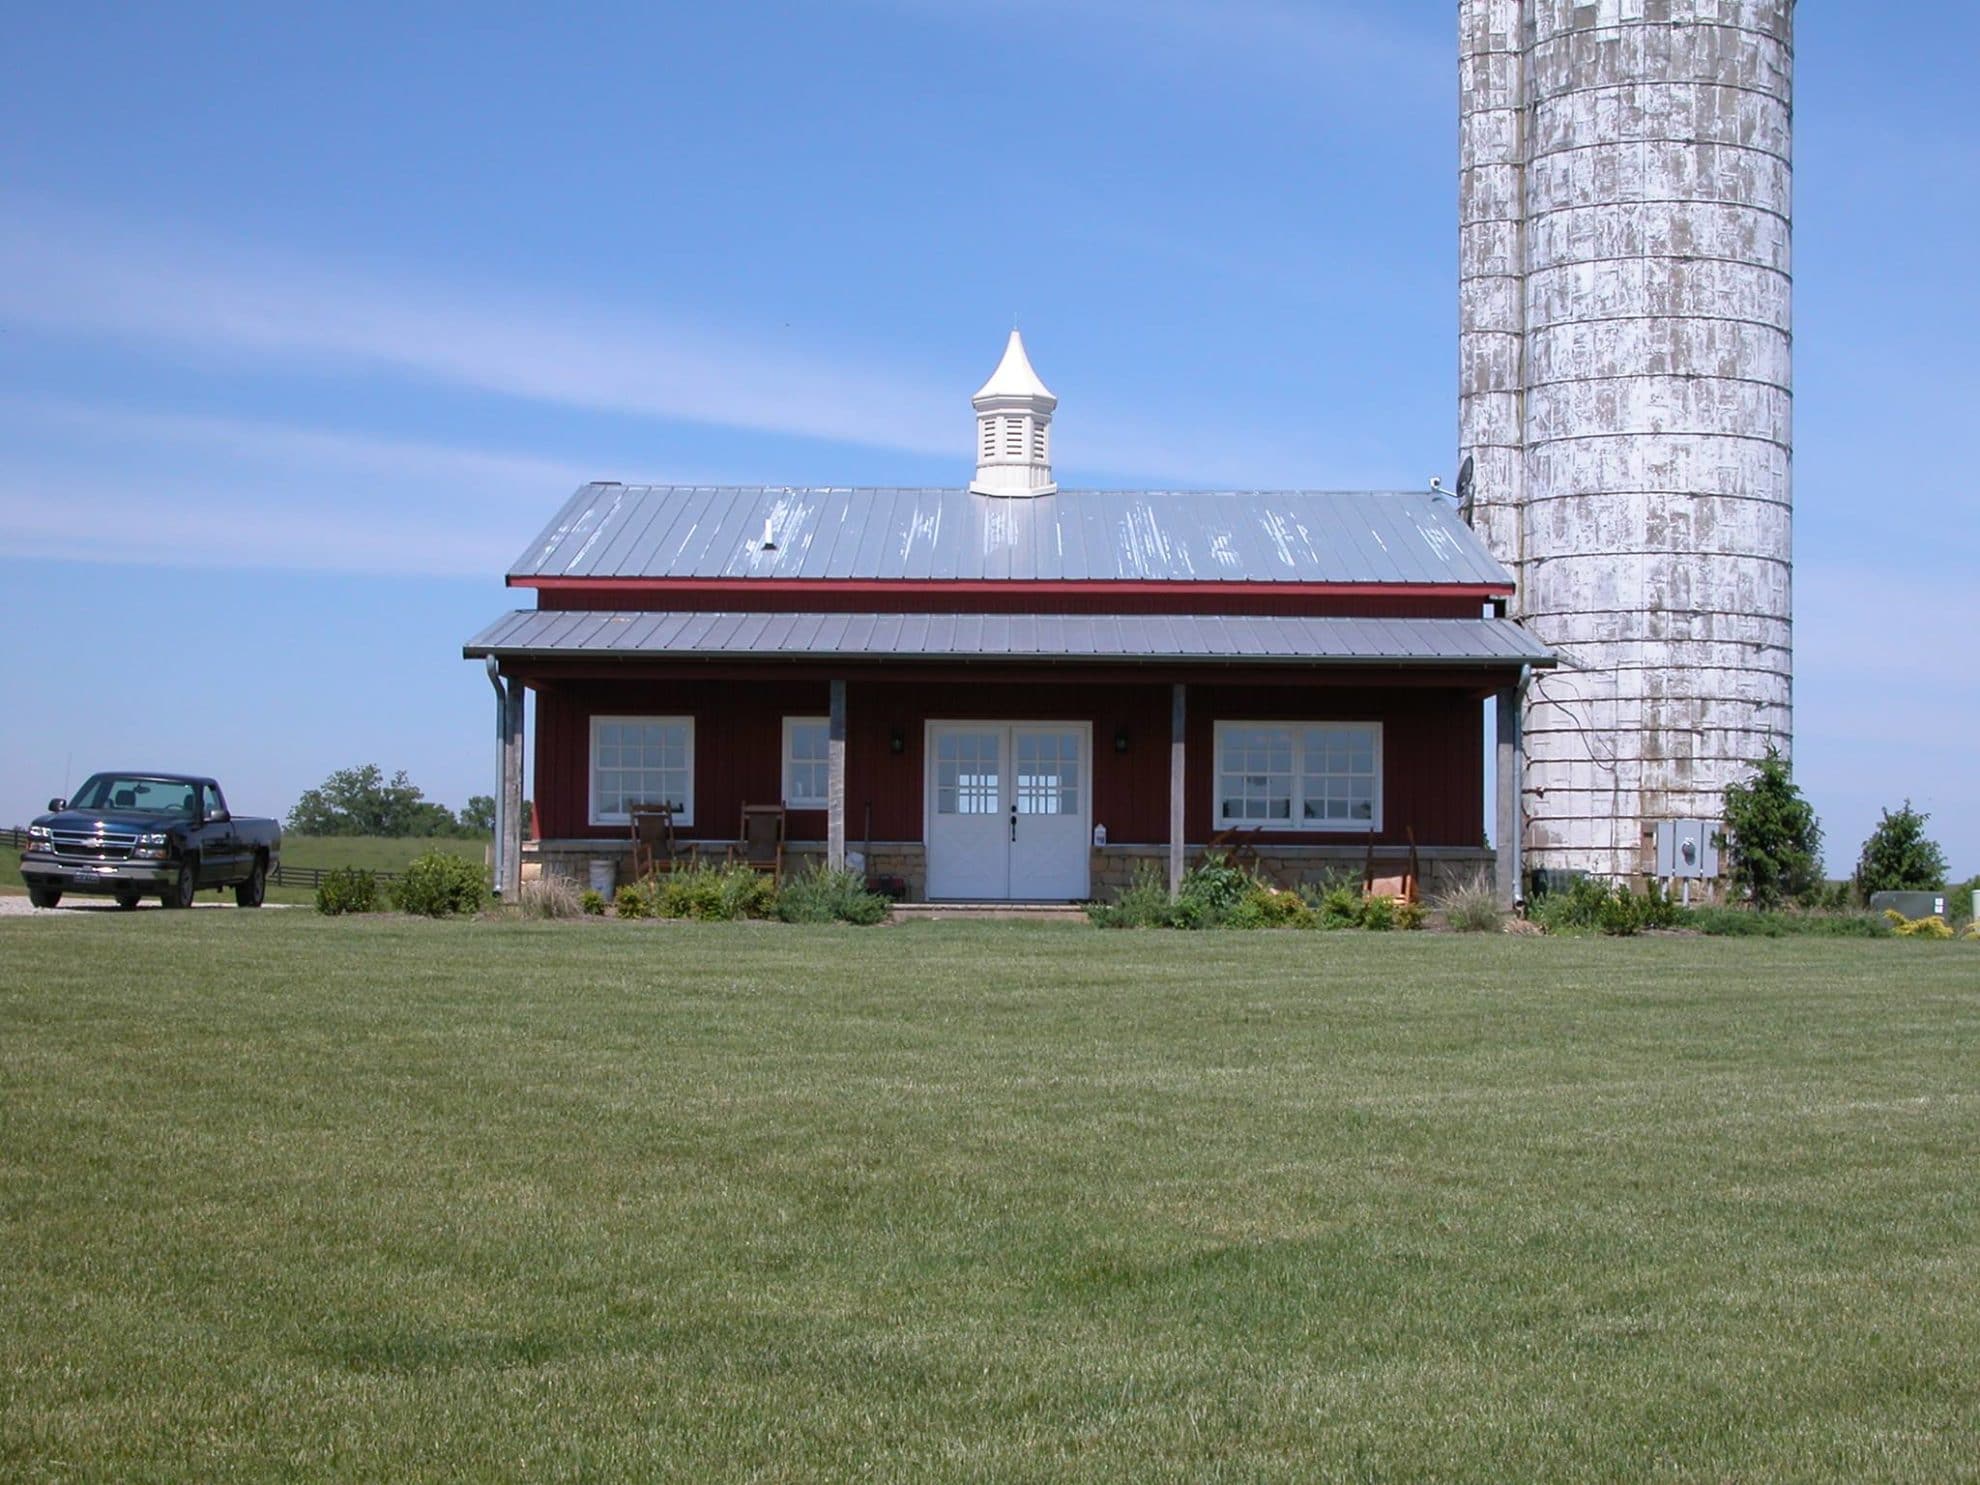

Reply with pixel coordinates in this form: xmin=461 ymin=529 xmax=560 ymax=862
xmin=1456 ymin=455 xmax=1475 ymax=504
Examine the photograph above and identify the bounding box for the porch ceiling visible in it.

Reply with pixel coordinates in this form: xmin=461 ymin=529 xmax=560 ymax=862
xmin=464 ymin=610 xmax=1557 ymax=669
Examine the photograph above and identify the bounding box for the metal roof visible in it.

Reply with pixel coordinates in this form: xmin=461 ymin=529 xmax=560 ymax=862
xmin=465 ymin=610 xmax=1555 ymax=668
xmin=508 ymin=486 xmax=1513 ymax=588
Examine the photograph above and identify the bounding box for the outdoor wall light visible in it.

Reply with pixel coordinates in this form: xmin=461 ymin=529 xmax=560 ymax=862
xmin=890 ymin=728 xmax=906 ymax=754
xmin=1114 ymin=727 xmax=1130 ymax=753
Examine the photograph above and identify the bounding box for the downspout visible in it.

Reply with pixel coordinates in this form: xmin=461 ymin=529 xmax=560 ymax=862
xmin=485 ymin=655 xmax=508 ymax=899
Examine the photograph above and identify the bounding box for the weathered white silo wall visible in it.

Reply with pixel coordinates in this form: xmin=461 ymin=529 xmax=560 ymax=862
xmin=1459 ymin=0 xmax=1794 ymax=881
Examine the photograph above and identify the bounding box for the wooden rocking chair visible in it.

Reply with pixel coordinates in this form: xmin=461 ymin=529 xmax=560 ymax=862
xmin=629 ymin=803 xmax=695 ymax=880
xmin=1362 ymin=825 xmax=1421 ymax=905
xmin=727 ymin=803 xmax=786 ymax=883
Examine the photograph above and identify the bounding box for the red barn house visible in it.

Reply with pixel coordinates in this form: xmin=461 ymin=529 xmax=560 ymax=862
xmin=466 ymin=334 xmax=1554 ymax=903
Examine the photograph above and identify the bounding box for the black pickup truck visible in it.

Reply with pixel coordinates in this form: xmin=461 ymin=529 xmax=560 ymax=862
xmin=22 ymin=773 xmax=282 ymax=910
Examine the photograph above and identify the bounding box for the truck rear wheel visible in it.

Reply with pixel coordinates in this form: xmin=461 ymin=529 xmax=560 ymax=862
xmin=28 ymin=885 xmax=62 ymax=909
xmin=163 ymin=860 xmax=197 ymax=910
xmin=235 ymin=857 xmax=267 ymax=908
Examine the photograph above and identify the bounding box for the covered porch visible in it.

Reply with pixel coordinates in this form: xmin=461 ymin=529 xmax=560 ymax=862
xmin=466 ymin=611 xmax=1552 ymax=904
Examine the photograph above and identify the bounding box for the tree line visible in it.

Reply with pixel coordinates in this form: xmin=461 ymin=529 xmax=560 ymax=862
xmin=286 ymin=764 xmax=516 ymax=838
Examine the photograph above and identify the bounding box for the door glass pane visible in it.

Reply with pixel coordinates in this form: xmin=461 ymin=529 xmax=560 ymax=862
xmin=1016 ymin=731 xmax=1079 ymax=815
xmin=937 ymin=733 xmax=1000 ymax=815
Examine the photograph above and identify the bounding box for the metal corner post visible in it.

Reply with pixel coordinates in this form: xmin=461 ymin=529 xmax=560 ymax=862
xmin=1495 ymin=679 xmax=1523 ymax=908
xmin=1169 ymin=683 xmax=1187 ymax=895
xmin=827 ymin=679 xmax=848 ymax=872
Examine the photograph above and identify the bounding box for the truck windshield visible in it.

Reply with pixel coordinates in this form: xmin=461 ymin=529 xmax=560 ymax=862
xmin=68 ymin=776 xmax=199 ymax=816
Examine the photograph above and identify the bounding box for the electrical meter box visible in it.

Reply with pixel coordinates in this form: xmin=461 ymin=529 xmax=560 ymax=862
xmin=1654 ymin=819 xmax=1720 ymax=879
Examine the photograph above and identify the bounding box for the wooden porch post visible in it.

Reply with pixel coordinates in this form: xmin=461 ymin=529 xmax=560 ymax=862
xmin=1169 ymin=682 xmax=1186 ymax=895
xmin=1495 ymin=682 xmax=1522 ymax=908
xmin=500 ymin=677 xmax=525 ymax=899
xmin=827 ymin=678 xmax=847 ymax=872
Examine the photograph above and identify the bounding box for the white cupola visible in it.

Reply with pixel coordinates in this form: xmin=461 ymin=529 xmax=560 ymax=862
xmin=969 ymin=329 xmax=1057 ymax=497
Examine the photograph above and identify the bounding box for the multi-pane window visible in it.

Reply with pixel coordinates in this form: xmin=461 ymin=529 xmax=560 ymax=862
xmin=1214 ymin=722 xmax=1381 ymax=832
xmin=784 ymin=717 xmax=829 ymax=807
xmin=1015 ymin=731 xmax=1080 ymax=816
xmin=935 ymin=732 xmax=1001 ymax=815
xmin=590 ymin=716 xmax=693 ymax=826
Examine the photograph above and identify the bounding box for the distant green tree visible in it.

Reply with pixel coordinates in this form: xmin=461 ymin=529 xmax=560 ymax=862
xmin=288 ymin=765 xmax=457 ymax=837
xmin=1720 ymin=750 xmax=1822 ymax=910
xmin=459 ymin=795 xmax=496 ymax=834
xmin=1853 ymin=802 xmax=1949 ymax=900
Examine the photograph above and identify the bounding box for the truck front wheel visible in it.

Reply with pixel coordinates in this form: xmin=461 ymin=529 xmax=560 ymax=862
xmin=235 ymin=856 xmax=267 ymax=909
xmin=163 ymin=860 xmax=198 ymax=910
xmin=28 ymin=885 xmax=62 ymax=909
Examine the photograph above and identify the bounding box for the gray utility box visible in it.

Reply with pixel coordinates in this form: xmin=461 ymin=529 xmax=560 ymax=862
xmin=1654 ymin=820 xmax=1720 ymax=879
xmin=1870 ymin=890 xmax=1947 ymax=920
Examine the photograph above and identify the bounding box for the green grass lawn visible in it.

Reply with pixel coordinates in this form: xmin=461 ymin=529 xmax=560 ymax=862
xmin=2 ymin=918 xmax=1976 ymax=1481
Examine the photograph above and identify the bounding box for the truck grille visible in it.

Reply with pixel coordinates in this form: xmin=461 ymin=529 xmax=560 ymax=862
xmin=50 ymin=828 xmax=140 ymax=861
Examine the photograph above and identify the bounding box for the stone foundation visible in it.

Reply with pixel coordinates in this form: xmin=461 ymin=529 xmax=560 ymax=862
xmin=1087 ymin=845 xmax=1495 ymax=902
xmin=527 ymin=839 xmax=1492 ymax=903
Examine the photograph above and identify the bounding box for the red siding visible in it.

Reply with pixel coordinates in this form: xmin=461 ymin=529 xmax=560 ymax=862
xmin=532 ymin=587 xmax=1485 ymax=619
xmin=530 ymin=674 xmax=1484 ymax=848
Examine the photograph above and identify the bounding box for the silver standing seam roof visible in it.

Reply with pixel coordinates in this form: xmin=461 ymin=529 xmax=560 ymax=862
xmin=508 ymin=486 xmax=1514 ymax=588
xmin=464 ymin=611 xmax=1555 ymax=668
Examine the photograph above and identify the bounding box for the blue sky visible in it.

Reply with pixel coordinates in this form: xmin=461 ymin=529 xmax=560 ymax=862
xmin=3 ymin=2 xmax=1975 ymax=877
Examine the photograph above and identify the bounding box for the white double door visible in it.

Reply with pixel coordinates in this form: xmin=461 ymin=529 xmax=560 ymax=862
xmin=925 ymin=722 xmax=1090 ymax=901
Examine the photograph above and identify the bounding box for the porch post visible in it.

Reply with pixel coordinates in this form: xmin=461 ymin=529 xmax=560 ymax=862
xmin=500 ymin=676 xmax=525 ymax=899
xmin=827 ymin=678 xmax=847 ymax=872
xmin=1169 ymin=682 xmax=1187 ymax=894
xmin=1495 ymin=681 xmax=1522 ymax=908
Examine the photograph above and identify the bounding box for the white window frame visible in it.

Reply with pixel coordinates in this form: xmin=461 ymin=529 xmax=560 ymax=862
xmin=782 ymin=716 xmax=830 ymax=808
xmin=589 ymin=715 xmax=695 ymax=828
xmin=1213 ymin=720 xmax=1383 ymax=833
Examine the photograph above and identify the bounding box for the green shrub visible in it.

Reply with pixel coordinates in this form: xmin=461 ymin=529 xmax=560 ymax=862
xmin=393 ymin=852 xmax=489 ymax=918
xmin=1316 ymin=882 xmax=1365 ymax=931
xmin=1361 ymin=895 xmax=1396 ymax=932
xmin=1438 ymin=871 xmax=1504 ymax=933
xmin=1087 ymin=864 xmax=1176 ymax=929
xmin=651 ymin=862 xmax=777 ymax=921
xmin=774 ymin=865 xmax=890 ymax=925
xmin=1597 ymin=886 xmax=1644 ymax=937
xmin=1224 ymin=884 xmax=1315 ymax=931
xmin=1685 ymin=908 xmax=1890 ymax=939
xmin=314 ymin=866 xmax=379 ymax=916
xmin=614 ymin=884 xmax=649 ymax=919
xmin=1394 ymin=899 xmax=1426 ymax=932
xmin=579 ymin=889 xmax=607 ymax=916
xmin=1174 ymin=853 xmax=1249 ymax=929
xmin=1532 ymin=876 xmax=1612 ymax=934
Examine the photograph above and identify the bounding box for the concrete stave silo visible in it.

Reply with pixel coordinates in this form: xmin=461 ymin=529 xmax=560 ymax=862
xmin=1460 ymin=0 xmax=1795 ymax=882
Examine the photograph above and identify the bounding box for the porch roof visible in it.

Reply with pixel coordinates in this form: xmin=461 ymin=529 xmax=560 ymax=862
xmin=464 ymin=610 xmax=1556 ymax=669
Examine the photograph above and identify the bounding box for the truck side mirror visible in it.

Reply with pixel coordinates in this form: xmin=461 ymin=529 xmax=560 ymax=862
xmin=208 ymin=808 xmax=230 ymax=824
xmin=48 ymin=797 xmax=66 ymax=812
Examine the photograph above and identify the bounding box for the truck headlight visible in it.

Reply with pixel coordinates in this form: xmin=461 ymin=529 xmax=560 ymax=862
xmin=27 ymin=824 xmax=51 ymax=846
xmin=134 ymin=832 xmax=172 ymax=858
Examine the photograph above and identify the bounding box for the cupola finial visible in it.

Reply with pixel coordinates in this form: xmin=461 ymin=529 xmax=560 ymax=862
xmin=970 ymin=329 xmax=1057 ymax=498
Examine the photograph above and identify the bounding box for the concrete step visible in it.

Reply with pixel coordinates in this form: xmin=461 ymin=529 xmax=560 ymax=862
xmin=889 ymin=901 xmax=1091 ymax=923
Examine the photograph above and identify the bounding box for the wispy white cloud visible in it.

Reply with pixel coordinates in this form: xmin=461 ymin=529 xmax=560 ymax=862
xmin=0 ymin=196 xmax=1361 ymax=491
xmin=0 ymin=398 xmax=649 ymax=576
xmin=0 ymin=197 xmax=965 ymax=459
